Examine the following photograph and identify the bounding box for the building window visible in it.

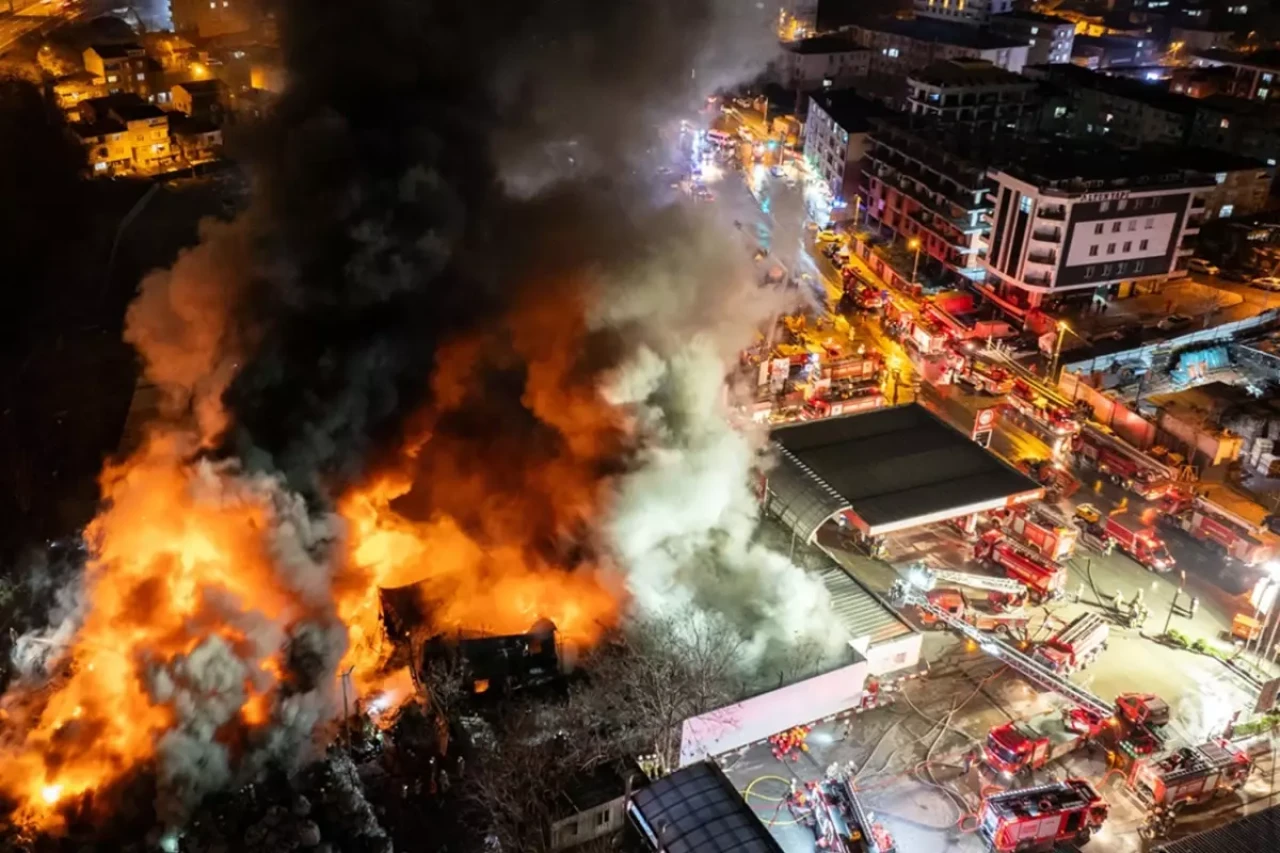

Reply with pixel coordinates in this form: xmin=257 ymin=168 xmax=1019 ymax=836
xmin=1112 ymin=222 xmax=1122 ymax=232
xmin=1054 ymin=105 xmax=1067 ymax=118
xmin=1220 ymin=204 xmax=1235 ymax=218
xmin=1117 ymin=262 xmax=1129 ymax=274
xmin=94 ymin=161 xmax=107 ymax=172
xmin=1100 ymin=200 xmax=1110 ymax=212
xmin=137 ymin=73 xmax=146 ymax=81
xmin=1145 ymin=218 xmax=1154 ymax=229
xmin=1123 ymin=241 xmax=1132 ymax=251
xmin=107 ymin=75 xmax=118 ymax=83
xmin=1094 ymin=223 xmax=1104 ymax=235
xmin=1089 ymin=245 xmax=1099 ymax=256
xmin=1084 ymin=265 xmax=1096 ymax=278
xmin=1134 ymin=260 xmax=1145 ymax=273
xmin=597 ymin=811 xmax=611 ymax=828
xmin=1117 ymin=199 xmax=1128 ymax=211
xmin=1020 ymin=196 xmax=1032 ymax=213
xmin=1220 ymin=117 xmax=1231 ymax=129
xmin=1139 ymin=239 xmax=1149 ymax=250
xmin=1102 ymin=264 xmax=1114 ymax=276
xmin=1107 ymin=243 xmax=1116 ymax=254
xmin=1260 ymin=88 xmax=1271 ymax=99
xmin=1215 ymin=172 xmax=1227 ymax=184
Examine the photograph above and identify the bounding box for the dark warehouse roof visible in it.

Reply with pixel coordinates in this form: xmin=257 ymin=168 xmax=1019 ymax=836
xmin=1153 ymin=804 xmax=1280 ymax=853
xmin=770 ymin=404 xmax=1042 ymax=537
xmin=628 ymin=762 xmax=782 ymax=853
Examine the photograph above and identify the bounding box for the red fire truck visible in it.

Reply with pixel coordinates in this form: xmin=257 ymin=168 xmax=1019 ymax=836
xmin=1017 ymin=458 xmax=1081 ymax=501
xmin=956 ymin=360 xmax=1015 ymax=396
xmin=1034 ymin=612 xmax=1108 ymax=674
xmin=978 ymin=779 xmax=1109 ymax=852
xmin=1094 ymin=516 xmax=1175 ymax=573
xmin=1006 ymin=380 xmax=1084 ymax=438
xmin=803 ymin=391 xmax=884 ymax=420
xmin=915 ymin=589 xmax=1030 ymax=636
xmin=975 ymin=530 xmax=1067 ymax=602
xmin=1161 ymin=492 xmax=1274 ymax=568
xmin=1135 ymin=739 xmax=1255 ymax=839
xmin=1002 ymin=504 xmax=1079 ymax=563
xmin=1076 ymin=428 xmax=1172 ymax=500
xmin=983 ymin=707 xmax=1108 ymax=776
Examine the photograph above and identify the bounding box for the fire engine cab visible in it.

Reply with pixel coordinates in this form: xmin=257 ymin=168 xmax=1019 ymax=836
xmin=978 ymin=779 xmax=1109 ymax=852
xmin=1135 ymin=739 xmax=1256 ymax=839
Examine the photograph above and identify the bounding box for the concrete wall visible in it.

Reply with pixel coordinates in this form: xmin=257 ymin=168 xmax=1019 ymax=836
xmin=678 ymin=656 xmax=870 ymax=766
xmin=862 ymin=631 xmax=923 ymax=677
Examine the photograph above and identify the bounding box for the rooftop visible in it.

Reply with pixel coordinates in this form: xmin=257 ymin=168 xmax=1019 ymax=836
xmin=1153 ymin=803 xmax=1280 ymax=853
xmin=629 ymin=762 xmax=782 ymax=853
xmin=859 ymin=17 xmax=1027 ymax=51
xmin=1025 ymin=64 xmax=1200 ymax=115
xmin=770 ymin=404 xmax=1042 ymax=537
xmin=909 ymin=58 xmax=1033 ymax=89
xmin=1193 ymin=47 xmax=1280 ymax=73
xmin=993 ymin=140 xmax=1217 ymax=190
xmin=990 ymin=10 xmax=1076 ymax=27
xmin=110 ymin=101 xmax=167 ymax=122
xmin=808 ymin=89 xmax=894 ymax=134
xmin=551 ymin=757 xmax=646 ymax=822
xmin=174 ymin=79 xmax=226 ymax=94
xmin=88 ymin=42 xmax=144 ymax=59
xmin=71 ymin=118 xmax=126 ymax=139
xmin=785 ymin=35 xmax=868 ymax=55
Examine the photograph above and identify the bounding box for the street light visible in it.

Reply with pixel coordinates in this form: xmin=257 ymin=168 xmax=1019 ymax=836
xmin=852 ymin=193 xmax=863 ymax=232
xmin=1050 ymin=320 xmax=1073 ymax=385
xmin=908 ymin=237 xmax=922 ymax=285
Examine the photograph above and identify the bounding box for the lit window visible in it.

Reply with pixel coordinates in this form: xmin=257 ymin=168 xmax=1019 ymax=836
xmin=1220 ymin=204 xmax=1235 ymax=218
xmin=94 ymin=161 xmax=107 ymax=172
xmin=137 ymin=73 xmax=145 ymax=81
xmin=1265 ymin=74 xmax=1274 ymax=83
xmin=1268 ymin=159 xmax=1276 ymax=166
xmin=1105 ymin=112 xmax=1114 ymax=122
xmin=209 ymin=1 xmax=215 ymax=6
xmin=1259 ymin=88 xmax=1270 ymax=99
xmin=1215 ymin=172 xmax=1227 ymax=184
xmin=1100 ymin=200 xmax=1110 ymax=212
xmin=107 ymin=75 xmax=118 ymax=83
xmin=1221 ymin=117 xmax=1231 ymax=129
xmin=1031 ymin=26 xmax=1039 ymax=34
xmin=1020 ymin=196 xmax=1032 ymax=213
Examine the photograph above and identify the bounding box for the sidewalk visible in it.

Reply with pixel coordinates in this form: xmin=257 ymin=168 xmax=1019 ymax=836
xmin=1066 ymin=280 xmax=1245 ymax=335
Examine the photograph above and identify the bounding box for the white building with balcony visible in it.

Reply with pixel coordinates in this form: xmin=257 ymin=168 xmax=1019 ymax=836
xmin=983 ymin=148 xmax=1214 ymax=308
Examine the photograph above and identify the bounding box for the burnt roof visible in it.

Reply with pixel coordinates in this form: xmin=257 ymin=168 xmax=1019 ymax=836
xmin=785 ymin=35 xmax=867 ymax=55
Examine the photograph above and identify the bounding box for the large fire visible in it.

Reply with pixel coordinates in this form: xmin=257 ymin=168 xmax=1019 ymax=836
xmin=0 ymin=306 xmax=626 ymax=831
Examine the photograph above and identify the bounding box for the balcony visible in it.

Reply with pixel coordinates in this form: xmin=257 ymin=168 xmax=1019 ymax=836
xmin=1191 ymin=196 xmax=1206 ymax=210
xmin=1026 ymin=250 xmax=1058 ymax=266
xmin=1031 ymin=227 xmax=1062 ymax=243
xmin=1024 ymin=273 xmax=1054 ymax=287
xmin=1036 ymin=205 xmax=1066 ymax=221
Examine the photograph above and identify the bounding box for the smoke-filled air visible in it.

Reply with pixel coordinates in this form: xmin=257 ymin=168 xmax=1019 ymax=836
xmin=0 ymin=0 xmax=847 ymax=836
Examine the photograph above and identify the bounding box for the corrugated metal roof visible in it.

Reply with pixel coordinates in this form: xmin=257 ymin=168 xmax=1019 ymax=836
xmin=628 ymin=762 xmax=782 ymax=853
xmin=762 ymin=449 xmax=851 ymax=544
xmin=1154 ymin=804 xmax=1280 ymax=853
xmin=818 ymin=563 xmax=912 ymax=646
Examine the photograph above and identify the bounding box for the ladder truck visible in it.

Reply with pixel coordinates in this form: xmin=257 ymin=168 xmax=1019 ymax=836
xmin=1133 ymin=738 xmax=1260 ymax=840
xmin=974 ymin=529 xmax=1067 ymax=602
xmin=827 ymin=766 xmax=897 ymax=853
xmin=1076 ymin=424 xmax=1178 ymax=500
xmin=905 ymin=564 xmax=1030 ymax=610
xmin=1033 ymin=612 xmax=1109 ymax=674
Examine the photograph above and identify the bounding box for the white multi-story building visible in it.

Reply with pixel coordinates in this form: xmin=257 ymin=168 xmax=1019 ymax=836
xmin=852 ymin=18 xmax=1030 ymax=75
xmin=987 ymin=11 xmax=1076 ymax=65
xmin=914 ymin=0 xmax=1013 ymax=25
xmin=907 ymin=59 xmax=1038 ymax=131
xmin=779 ymin=36 xmax=871 ymax=89
xmin=803 ymin=91 xmax=892 ymax=222
xmin=984 ymin=151 xmax=1213 ymax=308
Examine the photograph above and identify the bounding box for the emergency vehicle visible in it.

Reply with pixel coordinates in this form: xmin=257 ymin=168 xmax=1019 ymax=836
xmin=913 ymin=588 xmax=1029 ymax=636
xmin=1161 ymin=491 xmax=1274 ymax=568
xmin=956 ymin=360 xmax=1015 ymax=396
xmin=1033 ymin=612 xmax=1108 ymax=674
xmin=1017 ymin=458 xmax=1081 ymax=501
xmin=1091 ymin=516 xmax=1175 ymax=573
xmin=905 ymin=564 xmax=1029 ymax=611
xmin=974 ymin=530 xmax=1067 ymax=602
xmin=978 ymin=779 xmax=1109 ymax=852
xmin=1001 ymin=504 xmax=1079 ymax=563
xmin=1134 ymin=739 xmax=1256 ymax=839
xmin=1076 ymin=426 xmax=1173 ymax=500
xmin=1005 ymin=380 xmax=1085 ymax=439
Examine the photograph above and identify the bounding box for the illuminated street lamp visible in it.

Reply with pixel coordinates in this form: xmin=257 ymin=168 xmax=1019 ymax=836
xmin=1050 ymin=320 xmax=1080 ymax=384
xmin=908 ymin=237 xmax=922 ymax=285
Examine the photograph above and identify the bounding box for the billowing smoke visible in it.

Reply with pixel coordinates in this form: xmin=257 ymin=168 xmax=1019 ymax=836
xmin=1 ymin=0 xmax=844 ymax=831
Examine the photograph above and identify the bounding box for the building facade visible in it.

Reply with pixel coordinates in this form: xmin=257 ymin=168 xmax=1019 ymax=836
xmin=1024 ymin=64 xmax=1197 ymax=147
xmin=1189 ymin=49 xmax=1280 ymax=104
xmin=803 ymin=92 xmax=892 ymax=223
xmin=914 ymin=0 xmax=1013 ymax=25
xmin=984 ymin=154 xmax=1212 ymax=307
xmin=83 ymin=43 xmax=152 ymax=100
xmin=779 ymin=37 xmax=870 ymax=89
xmin=987 ymin=11 xmax=1076 ymax=65
xmin=74 ymin=96 xmax=174 ymax=175
xmin=907 ymin=59 xmax=1038 ymax=131
xmin=170 ymin=0 xmax=264 ymax=38
xmin=852 ymin=18 xmax=1030 ymax=75
xmin=861 ymin=118 xmax=1004 ymax=283
xmin=1071 ymin=34 xmax=1161 ymax=70
xmin=1193 ymin=152 xmax=1276 ymax=220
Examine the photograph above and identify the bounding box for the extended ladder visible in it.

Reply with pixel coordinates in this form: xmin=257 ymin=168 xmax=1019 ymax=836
xmin=921 ymin=567 xmax=1028 ymax=596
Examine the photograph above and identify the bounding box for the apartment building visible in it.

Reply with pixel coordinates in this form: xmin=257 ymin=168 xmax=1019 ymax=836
xmin=907 ymin=59 xmax=1038 ymax=131
xmin=1024 ymin=64 xmax=1197 ymax=147
xmin=1190 ymin=95 xmax=1280 ymax=166
xmin=170 ymin=0 xmax=264 ymax=38
xmin=73 ymin=95 xmax=174 ymax=175
xmin=987 ymin=11 xmax=1076 ymax=65
xmin=1179 ymin=149 xmax=1275 ymax=220
xmin=852 ymin=18 xmax=1031 ymax=75
xmin=860 ymin=117 xmax=1015 ymax=284
xmin=1189 ymin=48 xmax=1280 ymax=104
xmin=984 ymin=148 xmax=1213 ymax=307
xmin=1071 ymin=34 xmax=1161 ymax=70
xmin=803 ymin=91 xmax=894 ymax=222
xmin=83 ymin=43 xmax=152 ymax=100
xmin=913 ymin=0 xmax=1013 ymax=25
xmin=778 ymin=36 xmax=871 ymax=89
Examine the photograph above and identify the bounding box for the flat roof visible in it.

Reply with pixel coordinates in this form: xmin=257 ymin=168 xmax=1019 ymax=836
xmin=909 ymin=58 xmax=1033 ymax=88
xmin=1031 ymin=63 xmax=1200 ymax=115
xmin=991 ymin=10 xmax=1075 ymax=27
xmin=808 ymin=90 xmax=894 ymax=134
xmin=860 ymin=18 xmax=1027 ymax=51
xmin=770 ymin=404 xmax=1042 ymax=537
xmin=785 ymin=35 xmax=868 ymax=55
xmin=992 ymin=141 xmax=1219 ymax=188
xmin=1193 ymin=47 xmax=1280 ymax=73
xmin=1153 ymin=803 xmax=1280 ymax=853
xmin=629 ymin=762 xmax=782 ymax=853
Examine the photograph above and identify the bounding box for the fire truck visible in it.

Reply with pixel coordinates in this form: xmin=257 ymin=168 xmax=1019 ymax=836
xmin=1000 ymin=504 xmax=1079 ymax=563
xmin=974 ymin=530 xmax=1067 ymax=602
xmin=1005 ymin=380 xmax=1085 ymax=441
xmin=904 ymin=564 xmax=1029 ymax=611
xmin=1134 ymin=739 xmax=1256 ymax=839
xmin=911 ymin=588 xmax=1030 ymax=636
xmin=1017 ymin=458 xmax=1081 ymax=501
xmin=956 ymin=360 xmax=1015 ymax=396
xmin=803 ymin=392 xmax=884 ymax=420
xmin=1076 ymin=425 xmax=1173 ymax=500
xmin=788 ymin=767 xmax=897 ymax=853
xmin=1090 ymin=515 xmax=1175 ymax=573
xmin=978 ymin=779 xmax=1109 ymax=852
xmin=1033 ymin=612 xmax=1108 ymax=674
xmin=1161 ymin=492 xmax=1274 ymax=568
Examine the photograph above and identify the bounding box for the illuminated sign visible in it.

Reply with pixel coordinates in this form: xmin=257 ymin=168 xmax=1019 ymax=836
xmin=1080 ymin=190 xmax=1131 ymax=202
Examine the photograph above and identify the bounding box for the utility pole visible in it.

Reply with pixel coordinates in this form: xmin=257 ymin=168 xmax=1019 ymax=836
xmin=1163 ymin=570 xmax=1186 ymax=636
xmin=852 ymin=193 xmax=862 ymax=232
xmin=909 ymin=237 xmax=922 ymax=285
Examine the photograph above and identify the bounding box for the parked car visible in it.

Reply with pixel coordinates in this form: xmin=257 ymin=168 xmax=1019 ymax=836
xmin=1156 ymin=313 xmax=1195 ymax=332
xmin=816 ymin=230 xmax=841 ymax=243
xmin=1219 ymin=268 xmax=1253 ymax=282
xmin=1251 ymin=276 xmax=1280 ymax=291
xmin=1188 ymin=258 xmax=1221 ymax=276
